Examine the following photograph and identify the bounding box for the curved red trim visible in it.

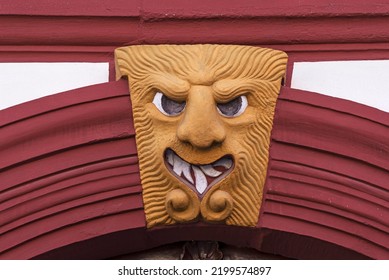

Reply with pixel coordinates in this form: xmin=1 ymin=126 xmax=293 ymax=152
xmin=0 ymin=81 xmax=145 ymax=259
xmin=260 ymin=87 xmax=389 ymax=259
xmin=0 ymin=82 xmax=388 ymax=259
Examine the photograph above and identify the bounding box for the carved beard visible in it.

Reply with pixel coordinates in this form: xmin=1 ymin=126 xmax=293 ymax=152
xmin=130 ymin=106 xmax=199 ymax=227
xmin=116 ymin=45 xmax=287 ymax=228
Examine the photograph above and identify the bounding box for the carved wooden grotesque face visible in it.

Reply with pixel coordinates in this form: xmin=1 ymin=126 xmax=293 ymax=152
xmin=115 ymin=45 xmax=287 ymax=228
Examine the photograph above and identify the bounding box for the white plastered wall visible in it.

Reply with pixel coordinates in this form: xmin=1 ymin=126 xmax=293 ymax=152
xmin=291 ymin=60 xmax=389 ymax=113
xmin=0 ymin=63 xmax=109 ymax=110
xmin=2 ymin=61 xmax=389 ymax=113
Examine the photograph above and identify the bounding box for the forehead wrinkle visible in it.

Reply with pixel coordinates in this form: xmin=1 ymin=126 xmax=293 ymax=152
xmin=212 ymin=78 xmax=257 ymax=102
xmin=143 ymin=73 xmax=191 ymax=99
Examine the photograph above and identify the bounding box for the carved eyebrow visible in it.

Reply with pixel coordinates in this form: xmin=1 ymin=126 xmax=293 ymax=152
xmin=148 ymin=73 xmax=191 ymax=100
xmin=212 ymin=79 xmax=256 ymax=102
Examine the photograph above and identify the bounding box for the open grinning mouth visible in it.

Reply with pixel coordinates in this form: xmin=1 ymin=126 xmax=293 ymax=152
xmin=165 ymin=149 xmax=233 ymax=196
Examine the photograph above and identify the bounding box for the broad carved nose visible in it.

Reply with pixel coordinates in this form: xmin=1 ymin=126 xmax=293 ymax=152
xmin=177 ymin=86 xmax=226 ymax=149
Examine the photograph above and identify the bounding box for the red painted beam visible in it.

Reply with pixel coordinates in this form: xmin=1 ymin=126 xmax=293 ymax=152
xmin=2 ymin=15 xmax=389 ymax=46
xmin=0 ymin=0 xmax=140 ymax=17
xmin=2 ymin=0 xmax=389 ymax=18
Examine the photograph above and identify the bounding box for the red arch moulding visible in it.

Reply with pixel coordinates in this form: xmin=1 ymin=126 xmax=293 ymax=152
xmin=0 ymin=80 xmax=387 ymax=259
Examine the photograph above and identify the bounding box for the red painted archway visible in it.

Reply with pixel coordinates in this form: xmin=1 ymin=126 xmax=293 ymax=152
xmin=0 ymin=80 xmax=387 ymax=259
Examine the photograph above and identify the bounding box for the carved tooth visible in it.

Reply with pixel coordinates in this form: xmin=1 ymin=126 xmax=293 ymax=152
xmin=166 ymin=150 xmax=174 ymax=166
xmin=200 ymin=165 xmax=222 ymax=177
xmin=171 ymin=153 xmax=193 ymax=184
xmin=213 ymin=158 xmax=233 ymax=169
xmin=173 ymin=155 xmax=186 ymax=176
xmin=192 ymin=166 xmax=208 ymax=194
xmin=183 ymin=165 xmax=194 ymax=184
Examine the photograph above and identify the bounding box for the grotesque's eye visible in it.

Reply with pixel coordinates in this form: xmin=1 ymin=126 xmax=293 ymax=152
xmin=217 ymin=96 xmax=248 ymax=117
xmin=152 ymin=92 xmax=186 ymax=116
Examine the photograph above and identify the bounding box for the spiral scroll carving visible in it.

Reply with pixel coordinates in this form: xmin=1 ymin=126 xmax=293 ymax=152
xmin=165 ymin=188 xmax=200 ymax=223
xmin=201 ymin=190 xmax=234 ymax=222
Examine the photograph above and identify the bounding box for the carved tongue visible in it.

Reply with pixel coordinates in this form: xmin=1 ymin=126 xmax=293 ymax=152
xmin=165 ymin=150 xmax=233 ymax=195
